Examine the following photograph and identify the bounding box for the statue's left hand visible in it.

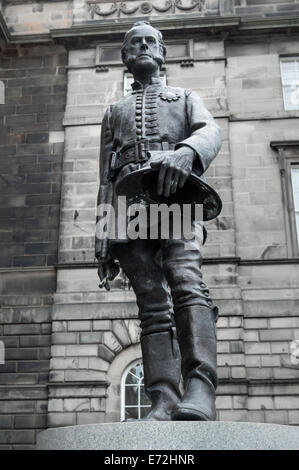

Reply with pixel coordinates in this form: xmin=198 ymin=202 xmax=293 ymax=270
xmin=98 ymin=257 xmax=120 ymax=291
xmin=150 ymin=147 xmax=196 ymax=198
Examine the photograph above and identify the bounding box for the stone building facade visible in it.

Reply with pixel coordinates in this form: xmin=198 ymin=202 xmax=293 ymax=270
xmin=1 ymin=0 xmax=299 ymax=449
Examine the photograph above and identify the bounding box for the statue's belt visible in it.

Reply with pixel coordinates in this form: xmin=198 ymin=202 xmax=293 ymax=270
xmin=108 ymin=139 xmax=176 ymax=180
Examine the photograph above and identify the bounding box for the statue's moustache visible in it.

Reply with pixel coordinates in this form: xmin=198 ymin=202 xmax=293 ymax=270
xmin=126 ymin=54 xmax=163 ymax=69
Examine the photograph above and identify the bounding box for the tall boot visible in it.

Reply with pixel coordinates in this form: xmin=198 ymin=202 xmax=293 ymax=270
xmin=138 ymin=328 xmax=182 ymax=421
xmin=171 ymin=305 xmax=218 ymax=421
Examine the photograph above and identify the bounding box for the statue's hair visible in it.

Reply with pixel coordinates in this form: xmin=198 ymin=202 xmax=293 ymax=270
xmin=121 ymin=21 xmax=166 ymax=70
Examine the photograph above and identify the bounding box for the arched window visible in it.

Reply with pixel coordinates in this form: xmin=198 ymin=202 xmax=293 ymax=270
xmin=120 ymin=360 xmax=151 ymax=421
xmin=0 ymin=81 xmax=4 ymax=105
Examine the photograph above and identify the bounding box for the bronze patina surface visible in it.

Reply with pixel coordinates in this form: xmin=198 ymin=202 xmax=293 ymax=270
xmin=95 ymin=21 xmax=222 ymax=422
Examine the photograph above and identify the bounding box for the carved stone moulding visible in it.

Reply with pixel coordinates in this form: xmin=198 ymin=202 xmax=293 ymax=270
xmin=95 ymin=64 xmax=109 ymax=72
xmin=180 ymin=59 xmax=194 ymax=67
xmin=87 ymin=0 xmax=206 ymax=19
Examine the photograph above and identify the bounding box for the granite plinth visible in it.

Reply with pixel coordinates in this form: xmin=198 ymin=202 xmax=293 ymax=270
xmin=36 ymin=421 xmax=299 ymax=450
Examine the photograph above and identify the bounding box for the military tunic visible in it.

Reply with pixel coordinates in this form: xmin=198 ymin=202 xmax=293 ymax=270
xmin=95 ymin=76 xmax=222 ymax=260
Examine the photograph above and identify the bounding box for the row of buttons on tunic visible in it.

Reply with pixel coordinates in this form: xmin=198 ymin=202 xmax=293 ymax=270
xmin=145 ymin=88 xmax=158 ymax=136
xmin=135 ymin=91 xmax=143 ymax=138
xmin=135 ymin=87 xmax=159 ymax=139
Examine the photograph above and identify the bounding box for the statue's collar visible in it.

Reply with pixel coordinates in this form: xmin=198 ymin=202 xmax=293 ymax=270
xmin=131 ymin=76 xmax=163 ymax=90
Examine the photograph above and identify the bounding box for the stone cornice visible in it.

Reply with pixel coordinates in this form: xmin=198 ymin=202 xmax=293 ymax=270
xmin=55 ymin=257 xmax=299 ymax=269
xmin=0 ymin=266 xmax=56 ymax=273
xmin=270 ymin=140 xmax=299 ymax=150
xmin=50 ymin=15 xmax=240 ymax=41
xmin=240 ymin=15 xmax=299 ymax=31
xmin=230 ymin=112 xmax=299 ymax=122
xmin=51 ymin=15 xmax=299 ymax=41
xmin=48 ymin=381 xmax=109 ymax=388
xmin=1 ymin=13 xmax=299 ymax=44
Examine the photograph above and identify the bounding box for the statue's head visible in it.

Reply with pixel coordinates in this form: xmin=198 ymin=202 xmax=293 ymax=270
xmin=121 ymin=21 xmax=166 ymax=74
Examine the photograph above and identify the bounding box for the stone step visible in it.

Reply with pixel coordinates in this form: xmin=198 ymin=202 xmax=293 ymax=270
xmin=36 ymin=421 xmax=299 ymax=450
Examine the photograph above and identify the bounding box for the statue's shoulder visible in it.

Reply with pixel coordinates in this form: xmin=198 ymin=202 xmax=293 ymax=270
xmin=110 ymin=92 xmax=135 ymax=109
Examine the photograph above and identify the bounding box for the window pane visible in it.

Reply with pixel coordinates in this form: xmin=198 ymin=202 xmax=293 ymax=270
xmin=100 ymin=48 xmax=121 ymax=62
xmin=283 ymin=86 xmax=299 ymax=110
xmin=291 ymin=168 xmax=299 ymax=249
xmin=281 ymin=62 xmax=298 ymax=85
xmin=291 ymin=168 xmax=299 ymax=211
xmin=125 ymin=407 xmax=139 ymax=420
xmin=140 ymin=384 xmax=151 ymax=406
xmin=132 ymin=363 xmax=144 ymax=379
xmin=296 ymin=213 xmax=299 ymax=246
xmin=281 ymin=57 xmax=299 ymax=110
xmin=283 ymin=72 xmax=298 ymax=86
xmin=125 ymin=385 xmax=138 ymax=405
xmin=292 ymin=168 xmax=299 ymax=189
xmin=125 ymin=371 xmax=138 ymax=384
xmin=122 ymin=361 xmax=150 ymax=421
xmin=140 ymin=406 xmax=151 ymax=418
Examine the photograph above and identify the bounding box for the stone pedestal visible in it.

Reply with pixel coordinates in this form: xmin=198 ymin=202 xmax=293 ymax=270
xmin=36 ymin=421 xmax=299 ymax=450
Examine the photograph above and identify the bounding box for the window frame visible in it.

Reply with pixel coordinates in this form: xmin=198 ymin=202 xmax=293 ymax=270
xmin=120 ymin=359 xmax=151 ymax=421
xmin=291 ymin=165 xmax=299 ymax=251
xmin=271 ymin=141 xmax=299 ymax=257
xmin=280 ymin=55 xmax=299 ymax=111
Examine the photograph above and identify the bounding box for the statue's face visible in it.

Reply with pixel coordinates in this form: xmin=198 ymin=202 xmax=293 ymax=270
xmin=124 ymin=25 xmax=163 ymax=74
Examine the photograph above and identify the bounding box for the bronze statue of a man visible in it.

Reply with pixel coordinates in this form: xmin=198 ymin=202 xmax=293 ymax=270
xmin=95 ymin=21 xmax=222 ymax=421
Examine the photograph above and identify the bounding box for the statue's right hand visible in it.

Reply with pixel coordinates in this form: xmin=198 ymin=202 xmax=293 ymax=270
xmin=97 ymin=258 xmax=120 ymax=291
xmin=150 ymin=147 xmax=196 ymax=198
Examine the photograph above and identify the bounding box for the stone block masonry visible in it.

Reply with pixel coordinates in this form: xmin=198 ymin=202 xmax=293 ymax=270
xmin=3 ymin=1 xmax=72 ymax=35
xmin=2 ymin=0 xmax=299 ymax=39
xmin=0 ymin=268 xmax=56 ymax=449
xmin=1 ymin=0 xmax=299 ymax=449
xmin=0 ymin=44 xmax=67 ymax=268
xmin=47 ymin=313 xmax=141 ymax=428
xmin=0 ymin=42 xmax=67 ymax=450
